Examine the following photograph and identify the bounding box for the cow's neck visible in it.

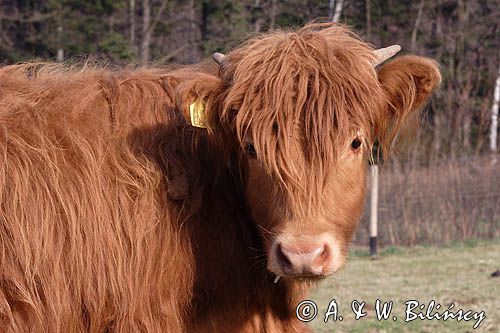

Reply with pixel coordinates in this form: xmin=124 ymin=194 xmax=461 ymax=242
xmin=176 ymin=129 xmax=309 ymax=330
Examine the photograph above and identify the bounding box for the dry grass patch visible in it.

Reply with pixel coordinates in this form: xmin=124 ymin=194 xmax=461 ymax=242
xmin=308 ymin=240 xmax=500 ymax=332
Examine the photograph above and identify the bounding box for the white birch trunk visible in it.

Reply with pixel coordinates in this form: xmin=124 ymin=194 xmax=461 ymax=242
xmin=490 ymin=53 xmax=500 ymax=152
xmin=332 ymin=0 xmax=344 ymax=23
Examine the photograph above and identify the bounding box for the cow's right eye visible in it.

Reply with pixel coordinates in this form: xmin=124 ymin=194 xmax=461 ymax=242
xmin=351 ymin=138 xmax=362 ymax=151
xmin=245 ymin=143 xmax=257 ymax=158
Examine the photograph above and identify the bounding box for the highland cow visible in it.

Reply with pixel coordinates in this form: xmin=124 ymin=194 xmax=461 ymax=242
xmin=0 ymin=23 xmax=440 ymax=332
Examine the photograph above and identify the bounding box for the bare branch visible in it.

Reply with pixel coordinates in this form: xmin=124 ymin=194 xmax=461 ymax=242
xmin=147 ymin=0 xmax=168 ymax=36
xmin=0 ymin=12 xmax=55 ymax=23
xmin=157 ymin=45 xmax=188 ymax=62
xmin=411 ymin=0 xmax=425 ymax=52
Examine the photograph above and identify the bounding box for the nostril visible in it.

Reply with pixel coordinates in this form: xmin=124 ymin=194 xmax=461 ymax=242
xmin=312 ymin=244 xmax=325 ymax=257
xmin=276 ymin=243 xmax=292 ymax=270
xmin=315 ymin=244 xmax=330 ymax=265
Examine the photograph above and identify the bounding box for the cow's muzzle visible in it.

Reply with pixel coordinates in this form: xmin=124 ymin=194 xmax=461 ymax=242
xmin=268 ymin=233 xmax=343 ymax=279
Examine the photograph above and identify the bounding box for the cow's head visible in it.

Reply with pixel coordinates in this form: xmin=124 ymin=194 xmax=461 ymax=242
xmin=176 ymin=24 xmax=440 ymax=281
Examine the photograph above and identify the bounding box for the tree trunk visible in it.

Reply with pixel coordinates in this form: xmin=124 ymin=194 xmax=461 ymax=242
xmin=253 ymin=0 xmax=263 ymax=33
xmin=332 ymin=0 xmax=344 ymax=23
xmin=109 ymin=14 xmax=115 ymax=33
xmin=457 ymin=0 xmax=470 ymax=156
xmin=432 ymin=110 xmax=441 ymax=161
xmin=459 ymin=73 xmax=473 ymax=153
xmin=462 ymin=115 xmax=471 ymax=152
xmin=130 ymin=0 xmax=137 ymax=54
xmin=269 ymin=0 xmax=277 ymax=30
xmin=56 ymin=25 xmax=64 ymax=62
xmin=328 ymin=0 xmax=335 ymax=22
xmin=140 ymin=0 xmax=151 ymax=65
xmin=365 ymin=0 xmax=371 ymax=40
xmin=188 ymin=0 xmax=198 ymax=62
xmin=201 ymin=1 xmax=208 ymax=42
xmin=140 ymin=0 xmax=168 ymax=65
xmin=411 ymin=0 xmax=425 ymax=52
xmin=490 ymin=52 xmax=500 ymax=153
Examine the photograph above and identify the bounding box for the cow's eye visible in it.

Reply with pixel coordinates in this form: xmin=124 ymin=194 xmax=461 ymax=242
xmin=351 ymin=138 xmax=362 ymax=150
xmin=245 ymin=143 xmax=257 ymax=158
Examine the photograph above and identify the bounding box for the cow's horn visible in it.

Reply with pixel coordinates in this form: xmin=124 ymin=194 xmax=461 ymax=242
xmin=212 ymin=52 xmax=226 ymax=66
xmin=373 ymin=45 xmax=401 ymax=66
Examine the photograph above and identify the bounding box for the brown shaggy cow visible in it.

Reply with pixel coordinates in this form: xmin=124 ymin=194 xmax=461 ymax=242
xmin=0 ymin=23 xmax=440 ymax=332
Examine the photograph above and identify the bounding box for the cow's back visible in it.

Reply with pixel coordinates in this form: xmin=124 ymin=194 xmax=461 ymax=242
xmin=0 ymin=64 xmax=194 ymax=332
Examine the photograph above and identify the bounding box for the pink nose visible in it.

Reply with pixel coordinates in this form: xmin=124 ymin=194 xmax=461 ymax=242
xmin=276 ymin=242 xmax=331 ymax=276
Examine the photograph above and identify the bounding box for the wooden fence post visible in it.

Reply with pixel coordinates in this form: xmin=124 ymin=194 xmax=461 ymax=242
xmin=369 ymin=163 xmax=379 ymax=256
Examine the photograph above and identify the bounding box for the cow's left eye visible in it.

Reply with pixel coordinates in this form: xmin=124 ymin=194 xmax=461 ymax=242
xmin=351 ymin=138 xmax=362 ymax=150
xmin=245 ymin=143 xmax=257 ymax=158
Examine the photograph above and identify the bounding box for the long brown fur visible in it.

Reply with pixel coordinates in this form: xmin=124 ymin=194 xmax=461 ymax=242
xmin=0 ymin=23 xmax=440 ymax=332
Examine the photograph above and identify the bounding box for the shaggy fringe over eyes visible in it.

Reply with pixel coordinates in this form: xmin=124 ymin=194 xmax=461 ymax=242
xmin=216 ymin=23 xmax=387 ymax=210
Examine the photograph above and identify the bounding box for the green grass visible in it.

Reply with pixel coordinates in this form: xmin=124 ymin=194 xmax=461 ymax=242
xmin=306 ymin=240 xmax=500 ymax=332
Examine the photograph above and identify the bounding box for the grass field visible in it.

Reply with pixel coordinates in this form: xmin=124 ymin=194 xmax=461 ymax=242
xmin=307 ymin=240 xmax=500 ymax=332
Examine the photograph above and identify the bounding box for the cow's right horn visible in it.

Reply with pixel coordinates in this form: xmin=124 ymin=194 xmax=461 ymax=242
xmin=212 ymin=52 xmax=226 ymax=66
xmin=373 ymin=45 xmax=401 ymax=66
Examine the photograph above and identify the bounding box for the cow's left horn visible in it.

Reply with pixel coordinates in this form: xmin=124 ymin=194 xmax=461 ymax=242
xmin=373 ymin=45 xmax=401 ymax=66
xmin=212 ymin=52 xmax=226 ymax=66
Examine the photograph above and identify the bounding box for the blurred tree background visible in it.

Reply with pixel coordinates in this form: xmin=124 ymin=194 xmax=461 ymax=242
xmin=0 ymin=0 xmax=499 ymax=244
xmin=1 ymin=0 xmax=498 ymax=161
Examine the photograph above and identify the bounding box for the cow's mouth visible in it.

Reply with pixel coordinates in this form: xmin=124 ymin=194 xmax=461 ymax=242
xmin=273 ymin=273 xmax=328 ymax=284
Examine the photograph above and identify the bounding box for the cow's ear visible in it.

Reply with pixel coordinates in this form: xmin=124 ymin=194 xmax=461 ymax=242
xmin=170 ymin=72 xmax=224 ymax=130
xmin=375 ymin=55 xmax=441 ymax=154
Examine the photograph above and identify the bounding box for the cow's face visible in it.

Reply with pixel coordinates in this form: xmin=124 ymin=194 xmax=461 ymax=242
xmin=242 ymin=129 xmax=369 ymax=279
xmin=183 ymin=24 xmax=440 ymax=281
xmin=237 ymin=52 xmax=439 ymax=281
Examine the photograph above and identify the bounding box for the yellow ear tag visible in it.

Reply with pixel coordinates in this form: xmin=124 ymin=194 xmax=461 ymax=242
xmin=189 ymin=101 xmax=209 ymax=129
